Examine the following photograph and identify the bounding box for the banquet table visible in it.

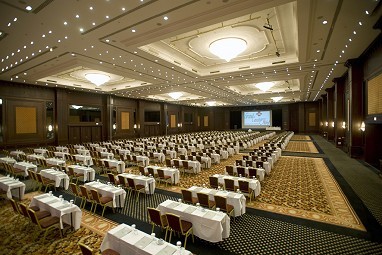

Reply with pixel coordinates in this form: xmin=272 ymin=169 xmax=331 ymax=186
xmin=40 ymin=168 xmax=70 ymax=190
xmin=95 ymin=146 xmax=108 ymax=152
xmin=171 ymin=159 xmax=201 ymax=174
xmin=212 ymin=174 xmax=261 ymax=197
xmin=100 ymin=223 xmax=192 ymax=255
xmin=77 ymin=149 xmax=91 ymax=156
xmin=30 ymin=193 xmax=82 ymax=230
xmin=152 ymin=152 xmax=165 ymax=163
xmin=84 ymin=181 xmax=127 ymax=207
xmin=144 ymin=165 xmax=180 ymax=184
xmin=158 ymin=199 xmax=230 ymax=243
xmin=26 ymin=154 xmax=45 ymax=162
xmin=164 ymin=150 xmax=177 ymax=159
xmin=102 ymin=159 xmax=126 ymax=173
xmin=237 ymin=160 xmax=271 ymax=175
xmin=101 ymin=152 xmax=114 ymax=159
xmin=74 ymin=154 xmax=94 ymax=166
xmin=177 ymin=148 xmax=187 ymax=156
xmin=118 ymin=149 xmax=131 ymax=156
xmin=187 ymin=186 xmax=246 ymax=217
xmin=136 ymin=155 xmax=149 ymax=167
xmin=0 ymin=176 xmax=25 ymax=200
xmin=54 ymin=151 xmax=70 ymax=160
xmin=46 ymin=157 xmax=66 ymax=166
xmin=0 ymin=157 xmax=17 ymax=164
xmin=56 ymin=146 xmax=69 ymax=153
xmin=67 ymin=165 xmax=96 ymax=182
xmin=191 ymin=156 xmax=211 ymax=168
xmin=9 ymin=150 xmax=25 ymax=160
xmin=34 ymin=148 xmax=48 ymax=156
xmin=118 ymin=173 xmax=155 ymax=194
xmin=13 ymin=161 xmax=37 ymax=177
xmin=73 ymin=145 xmax=85 ymax=150
xmin=231 ymin=166 xmax=265 ymax=181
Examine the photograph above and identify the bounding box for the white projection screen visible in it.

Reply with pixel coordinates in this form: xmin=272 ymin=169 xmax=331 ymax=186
xmin=242 ymin=110 xmax=272 ymax=128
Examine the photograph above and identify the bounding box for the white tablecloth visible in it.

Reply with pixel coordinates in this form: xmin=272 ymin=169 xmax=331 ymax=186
xmin=34 ymin=148 xmax=48 ymax=156
xmin=46 ymin=158 xmax=66 ymax=166
xmin=84 ymin=181 xmax=126 ymax=207
xmin=102 ymin=159 xmax=126 ymax=173
xmin=101 ymin=152 xmax=114 ymax=159
xmin=67 ymin=165 xmax=95 ymax=182
xmin=0 ymin=157 xmax=17 ymax=164
xmin=171 ymin=160 xmax=201 ymax=174
xmin=152 ymin=152 xmax=165 ymax=163
xmin=13 ymin=162 xmax=37 ymax=177
xmin=56 ymin=146 xmax=69 ymax=153
xmin=54 ymin=151 xmax=70 ymax=160
xmin=136 ymin=156 xmax=150 ymax=167
xmin=231 ymin=166 xmax=265 ymax=181
xmin=74 ymin=154 xmax=94 ymax=166
xmin=237 ymin=160 xmax=271 ymax=174
xmin=144 ymin=166 xmax=180 ymax=184
xmin=118 ymin=173 xmax=155 ymax=194
xmin=100 ymin=223 xmax=192 ymax=255
xmin=40 ymin=169 xmax=70 ymax=190
xmin=0 ymin=176 xmax=25 ymax=199
xmin=30 ymin=193 xmax=82 ymax=230
xmin=77 ymin=149 xmax=91 ymax=156
xmin=10 ymin=150 xmax=25 ymax=159
xmin=158 ymin=199 xmax=230 ymax=243
xmin=188 ymin=186 xmax=246 ymax=217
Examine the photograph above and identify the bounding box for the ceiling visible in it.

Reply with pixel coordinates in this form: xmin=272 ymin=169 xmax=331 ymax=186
xmin=0 ymin=0 xmax=381 ymax=107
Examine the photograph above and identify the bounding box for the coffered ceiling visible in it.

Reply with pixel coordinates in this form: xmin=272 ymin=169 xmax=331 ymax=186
xmin=0 ymin=0 xmax=381 ymax=106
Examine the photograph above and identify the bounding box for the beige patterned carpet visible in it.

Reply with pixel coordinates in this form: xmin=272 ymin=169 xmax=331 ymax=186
xmin=284 ymin=141 xmax=319 ymax=153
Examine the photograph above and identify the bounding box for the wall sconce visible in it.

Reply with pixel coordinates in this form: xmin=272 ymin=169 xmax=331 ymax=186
xmin=341 ymin=121 xmax=346 ymax=129
xmin=325 ymin=121 xmax=328 ymax=127
xmin=133 ymin=124 xmax=137 ymax=129
xmin=112 ymin=123 xmax=117 ymax=130
xmin=177 ymin=123 xmax=182 ymax=128
xmin=320 ymin=122 xmax=323 ymax=126
xmin=360 ymin=121 xmax=365 ymax=132
xmin=48 ymin=124 xmax=53 ymax=132
xmin=331 ymin=122 xmax=335 ymax=128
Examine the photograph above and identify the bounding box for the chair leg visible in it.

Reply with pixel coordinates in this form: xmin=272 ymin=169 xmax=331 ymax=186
xmin=101 ymin=205 xmax=107 ymax=217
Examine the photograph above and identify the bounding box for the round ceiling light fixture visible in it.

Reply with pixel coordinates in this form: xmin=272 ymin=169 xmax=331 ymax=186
xmin=255 ymin=82 xmax=275 ymax=92
xmin=209 ymin=37 xmax=247 ymax=62
xmin=168 ymin=92 xmax=183 ymax=100
xmin=85 ymin=73 xmax=110 ymax=86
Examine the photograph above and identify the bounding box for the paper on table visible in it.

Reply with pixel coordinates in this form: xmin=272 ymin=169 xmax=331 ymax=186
xmin=209 ymin=190 xmax=218 ymax=195
xmin=204 ymin=211 xmax=216 ymax=219
xmin=56 ymin=204 xmax=70 ymax=210
xmin=113 ymin=227 xmax=132 ymax=238
xmin=166 ymin=202 xmax=179 ymax=209
xmin=155 ymin=245 xmax=177 ymax=255
xmin=134 ymin=236 xmax=152 ymax=249
xmin=183 ymin=206 xmax=197 ymax=214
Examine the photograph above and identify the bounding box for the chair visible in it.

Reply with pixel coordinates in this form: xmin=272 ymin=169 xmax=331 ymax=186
xmin=68 ymin=167 xmax=84 ymax=184
xmin=247 ymin=168 xmax=257 ymax=179
xmin=195 ymin=155 xmax=206 ymax=169
xmin=27 ymin=208 xmax=62 ymax=243
xmin=70 ymin=182 xmax=81 ymax=204
xmin=214 ymin=195 xmax=235 ymax=220
xmin=139 ymin=166 xmax=148 ymax=176
xmin=157 ymin=169 xmax=172 ymax=187
xmin=165 ymin=213 xmax=194 ymax=249
xmin=180 ymin=154 xmax=186 ymax=160
xmin=9 ymin=165 xmax=25 ymax=179
xmin=147 ymin=207 xmax=168 ymax=240
xmin=90 ymin=189 xmax=114 ymax=217
xmin=117 ymin=175 xmax=132 ymax=199
xmin=182 ymin=160 xmax=194 ymax=175
xmin=36 ymin=173 xmax=56 ymax=192
xmin=235 ymin=159 xmax=243 ymax=166
xmin=147 ymin=167 xmax=158 ymax=178
xmin=181 ymin=189 xmax=198 ymax=204
xmin=9 ymin=198 xmax=23 ymax=218
xmin=79 ymin=185 xmax=94 ymax=210
xmin=237 ymin=167 xmax=246 ymax=177
xmin=196 ymin=192 xmax=215 ymax=209
xmin=225 ymin=165 xmax=234 ymax=176
xmin=238 ymin=180 xmax=255 ymax=203
xmin=79 ymin=242 xmax=120 ymax=255
xmin=165 ymin=158 xmax=172 ymax=167
xmin=107 ymin=173 xmax=120 ymax=185
xmin=224 ymin=178 xmax=236 ymax=192
xmin=255 ymin=161 xmax=264 ymax=168
xmin=126 ymin=178 xmax=146 ymax=202
xmin=104 ymin=160 xmax=118 ymax=174
xmin=209 ymin=176 xmax=219 ymax=189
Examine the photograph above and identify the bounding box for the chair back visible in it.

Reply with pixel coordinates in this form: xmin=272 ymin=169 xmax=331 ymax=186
xmin=118 ymin=175 xmax=127 ymax=187
xmin=148 ymin=207 xmax=164 ymax=227
xmin=248 ymin=168 xmax=257 ymax=178
xmin=165 ymin=158 xmax=172 ymax=167
xmin=195 ymin=156 xmax=202 ymax=163
xmin=27 ymin=208 xmax=40 ymax=226
xmin=157 ymin=169 xmax=165 ymax=178
xmin=209 ymin=176 xmax=219 ymax=189
xmin=80 ymin=185 xmax=91 ymax=200
xmin=107 ymin=173 xmax=117 ymax=184
xmin=9 ymin=198 xmax=20 ymax=214
xmin=214 ymin=195 xmax=227 ymax=211
xmin=235 ymin=159 xmax=242 ymax=166
xmin=182 ymin=160 xmax=189 ymax=168
xmin=19 ymin=203 xmax=29 ymax=217
xmin=78 ymin=243 xmax=94 ymax=255
xmin=147 ymin=167 xmax=155 ymax=177
xmin=224 ymin=178 xmax=235 ymax=191
xmin=126 ymin=178 xmax=136 ymax=189
xmin=225 ymin=165 xmax=234 ymax=176
xmin=90 ymin=189 xmax=101 ymax=204
xmin=196 ymin=193 xmax=209 ymax=208
xmin=104 ymin=160 xmax=110 ymax=168
xmin=70 ymin=183 xmax=80 ymax=196
xmin=238 ymin=180 xmax=249 ymax=193
xmin=237 ymin=167 xmax=245 ymax=177
xmin=181 ymin=189 xmax=193 ymax=204
xmin=68 ymin=167 xmax=75 ymax=176
xmin=36 ymin=173 xmax=43 ymax=183
xmin=180 ymin=155 xmax=186 ymax=160
xmin=166 ymin=213 xmax=182 ymax=232
xmin=139 ymin=166 xmax=146 ymax=175
xmin=256 ymin=161 xmax=264 ymax=168
xmin=188 ymin=155 xmax=193 ymax=160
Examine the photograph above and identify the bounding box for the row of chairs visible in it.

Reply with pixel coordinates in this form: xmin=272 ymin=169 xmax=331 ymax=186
xmin=1 ymin=162 xmax=25 ymax=179
xmin=225 ymin=165 xmax=258 ymax=179
xmin=138 ymin=166 xmax=172 ymax=187
xmin=147 ymin=207 xmax=194 ymax=249
xmin=106 ymin=174 xmax=147 ymax=202
xmin=27 ymin=169 xmax=56 ymax=192
xmin=209 ymin=176 xmax=255 ymax=203
xmin=9 ymin=198 xmax=63 ymax=244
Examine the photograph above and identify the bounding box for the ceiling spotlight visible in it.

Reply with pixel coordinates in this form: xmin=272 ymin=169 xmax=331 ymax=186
xmin=85 ymin=73 xmax=110 ymax=86
xmin=275 ymin=51 xmax=280 ymax=57
xmin=263 ymin=15 xmax=273 ymax=30
xmin=25 ymin=6 xmax=32 ymax=11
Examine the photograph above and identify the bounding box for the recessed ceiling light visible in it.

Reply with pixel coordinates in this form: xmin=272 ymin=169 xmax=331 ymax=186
xmin=75 ymin=14 xmax=79 ymax=18
xmin=89 ymin=6 xmax=93 ymax=10
xmin=106 ymin=15 xmax=109 ymax=19
xmin=164 ymin=16 xmax=168 ymax=20
xmin=64 ymin=21 xmax=68 ymax=25
xmin=79 ymin=28 xmax=84 ymax=32
xmin=316 ymin=50 xmax=320 ymax=52
xmin=25 ymin=6 xmax=32 ymax=11
xmin=365 ymin=10 xmax=369 ymax=15
xmin=132 ymin=29 xmax=136 ymax=32
xmin=322 ymin=20 xmax=327 ymax=24
xmin=122 ymin=7 xmax=126 ymax=11
xmin=13 ymin=18 xmax=17 ymax=22
xmin=359 ymin=21 xmax=363 ymax=26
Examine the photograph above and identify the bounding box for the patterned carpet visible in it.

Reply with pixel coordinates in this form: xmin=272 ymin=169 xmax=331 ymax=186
xmin=291 ymin=135 xmax=312 ymax=141
xmin=285 ymin=141 xmax=319 ymax=153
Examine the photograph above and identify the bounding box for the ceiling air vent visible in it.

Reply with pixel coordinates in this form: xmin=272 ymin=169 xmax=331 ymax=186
xmin=112 ymin=88 xmax=117 ymax=90
xmin=210 ymin=70 xmax=220 ymax=74
xmin=192 ymin=69 xmax=198 ymax=73
xmin=141 ymin=82 xmax=147 ymax=85
xmin=47 ymin=79 xmax=57 ymax=83
xmin=125 ymin=85 xmax=130 ymax=88
xmin=238 ymin=66 xmax=250 ymax=70
xmin=72 ymin=84 xmax=82 ymax=87
xmin=174 ymin=61 xmax=181 ymax=65
xmin=272 ymin=61 xmax=286 ymax=64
